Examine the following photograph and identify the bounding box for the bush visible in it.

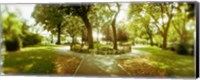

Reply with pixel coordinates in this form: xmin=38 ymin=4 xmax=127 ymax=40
xmin=175 ymin=42 xmax=191 ymax=55
xmin=5 ymin=37 xmax=22 ymax=51
xmin=72 ymin=44 xmax=82 ymax=52
xmin=96 ymin=47 xmax=129 ymax=55
xmin=22 ymin=33 xmax=42 ymax=47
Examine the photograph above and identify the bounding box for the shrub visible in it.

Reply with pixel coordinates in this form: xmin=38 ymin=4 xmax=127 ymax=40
xmin=22 ymin=33 xmax=42 ymax=47
xmin=5 ymin=37 xmax=22 ymax=51
xmin=175 ymin=42 xmax=190 ymax=55
xmin=96 ymin=47 xmax=129 ymax=55
xmin=72 ymin=44 xmax=82 ymax=52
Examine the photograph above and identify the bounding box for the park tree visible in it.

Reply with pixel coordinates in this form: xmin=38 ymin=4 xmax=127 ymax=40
xmin=128 ymin=2 xmax=181 ymax=49
xmin=89 ymin=3 xmax=112 ymax=43
xmin=147 ymin=2 xmax=177 ymax=49
xmin=62 ymin=16 xmax=84 ymax=50
xmin=87 ymin=3 xmax=114 ymax=44
xmin=60 ymin=4 xmax=94 ymax=49
xmin=20 ymin=20 xmax=43 ymax=47
xmin=2 ymin=7 xmax=23 ymax=51
xmin=128 ymin=3 xmax=154 ymax=46
xmin=32 ymin=4 xmax=64 ymax=44
xmin=128 ymin=3 xmax=155 ymax=46
xmin=129 ymin=2 xmax=177 ymax=49
xmin=172 ymin=2 xmax=195 ymax=42
xmin=107 ymin=3 xmax=121 ymax=50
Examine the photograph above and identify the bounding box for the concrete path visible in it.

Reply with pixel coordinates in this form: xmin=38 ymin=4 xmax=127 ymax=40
xmin=55 ymin=46 xmax=148 ymax=77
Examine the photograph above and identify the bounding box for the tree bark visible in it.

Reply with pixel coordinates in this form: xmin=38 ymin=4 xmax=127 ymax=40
xmin=162 ymin=15 xmax=172 ymax=49
xmin=70 ymin=36 xmax=75 ymax=51
xmin=81 ymin=29 xmax=84 ymax=48
xmin=149 ymin=34 xmax=154 ymax=46
xmin=51 ymin=35 xmax=53 ymax=43
xmin=112 ymin=16 xmax=118 ymax=50
xmin=162 ymin=32 xmax=167 ymax=49
xmin=81 ymin=14 xmax=94 ymax=49
xmin=145 ymin=24 xmax=153 ymax=46
xmin=111 ymin=3 xmax=120 ymax=50
xmin=56 ymin=23 xmax=61 ymax=45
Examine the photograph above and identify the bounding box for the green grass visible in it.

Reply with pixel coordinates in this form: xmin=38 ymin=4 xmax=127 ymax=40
xmin=134 ymin=46 xmax=195 ymax=78
xmin=2 ymin=46 xmax=63 ymax=75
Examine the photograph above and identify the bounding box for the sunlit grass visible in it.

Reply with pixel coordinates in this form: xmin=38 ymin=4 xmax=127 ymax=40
xmin=2 ymin=45 xmax=80 ymax=75
xmin=134 ymin=46 xmax=195 ymax=77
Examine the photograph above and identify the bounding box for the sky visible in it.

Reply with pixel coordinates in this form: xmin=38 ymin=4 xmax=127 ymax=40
xmin=1 ymin=4 xmax=36 ymax=25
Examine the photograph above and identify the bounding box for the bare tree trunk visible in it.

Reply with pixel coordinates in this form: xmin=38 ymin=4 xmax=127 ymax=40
xmin=56 ymin=23 xmax=61 ymax=45
xmin=81 ymin=15 xmax=94 ymax=49
xmin=112 ymin=17 xmax=118 ymax=50
xmin=162 ymin=33 xmax=167 ymax=49
xmin=111 ymin=3 xmax=120 ymax=50
xmin=81 ymin=29 xmax=84 ymax=48
xmin=51 ymin=34 xmax=54 ymax=43
xmin=70 ymin=36 xmax=75 ymax=51
xmin=162 ymin=15 xmax=172 ymax=49
xmin=149 ymin=35 xmax=153 ymax=46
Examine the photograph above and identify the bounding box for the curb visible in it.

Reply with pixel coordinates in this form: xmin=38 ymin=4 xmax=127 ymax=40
xmin=73 ymin=57 xmax=84 ymax=76
xmin=116 ymin=61 xmax=132 ymax=76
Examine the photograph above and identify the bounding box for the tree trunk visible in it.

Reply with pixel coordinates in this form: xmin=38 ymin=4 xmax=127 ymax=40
xmin=56 ymin=24 xmax=61 ymax=45
xmin=112 ymin=18 xmax=118 ymax=50
xmin=51 ymin=35 xmax=53 ymax=43
xmin=149 ymin=35 xmax=154 ymax=46
xmin=70 ymin=36 xmax=75 ymax=51
xmin=81 ymin=15 xmax=94 ymax=49
xmin=81 ymin=29 xmax=84 ymax=48
xmin=162 ymin=33 xmax=167 ymax=49
xmin=162 ymin=15 xmax=172 ymax=49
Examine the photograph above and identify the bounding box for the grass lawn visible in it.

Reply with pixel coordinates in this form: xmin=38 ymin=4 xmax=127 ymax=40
xmin=2 ymin=45 xmax=81 ymax=75
xmin=117 ymin=46 xmax=195 ymax=78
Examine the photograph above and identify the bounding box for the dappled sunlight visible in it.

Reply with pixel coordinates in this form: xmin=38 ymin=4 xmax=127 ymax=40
xmin=117 ymin=57 xmax=166 ymax=77
xmin=21 ymin=46 xmax=58 ymax=52
xmin=1 ymin=2 xmax=196 ymax=77
xmin=2 ymin=46 xmax=57 ymax=74
xmin=23 ymin=63 xmax=34 ymax=72
xmin=54 ymin=55 xmax=81 ymax=75
xmin=133 ymin=46 xmax=194 ymax=77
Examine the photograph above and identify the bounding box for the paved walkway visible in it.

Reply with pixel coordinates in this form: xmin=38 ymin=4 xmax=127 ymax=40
xmin=55 ymin=46 xmax=148 ymax=77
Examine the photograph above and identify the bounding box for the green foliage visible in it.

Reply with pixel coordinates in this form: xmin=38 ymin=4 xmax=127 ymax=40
xmin=60 ymin=4 xmax=95 ymax=49
xmin=2 ymin=9 xmax=23 ymax=41
xmin=89 ymin=3 xmax=113 ymax=28
xmin=62 ymin=16 xmax=83 ymax=38
xmin=32 ymin=4 xmax=64 ymax=44
xmin=128 ymin=2 xmax=195 ymax=49
xmin=22 ymin=33 xmax=43 ymax=47
xmin=32 ymin=4 xmax=64 ymax=30
xmin=2 ymin=7 xmax=23 ymax=51
xmin=128 ymin=3 xmax=145 ymax=20
xmin=171 ymin=2 xmax=195 ymax=43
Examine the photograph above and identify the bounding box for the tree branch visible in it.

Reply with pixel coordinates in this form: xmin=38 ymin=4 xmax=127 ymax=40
xmin=172 ymin=21 xmax=181 ymax=36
